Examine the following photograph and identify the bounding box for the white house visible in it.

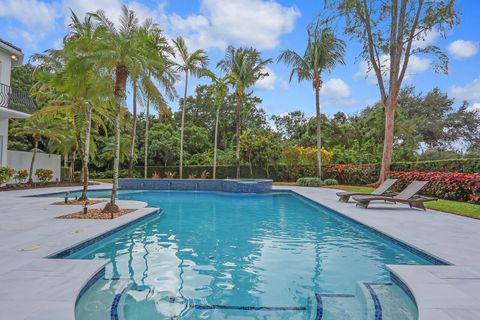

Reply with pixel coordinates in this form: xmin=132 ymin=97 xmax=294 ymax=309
xmin=0 ymin=38 xmax=31 ymax=166
xmin=0 ymin=39 xmax=61 ymax=182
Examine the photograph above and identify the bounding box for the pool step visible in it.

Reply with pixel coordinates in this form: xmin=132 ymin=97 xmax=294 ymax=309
xmin=358 ymin=282 xmax=417 ymax=320
xmin=313 ymin=291 xmax=367 ymax=320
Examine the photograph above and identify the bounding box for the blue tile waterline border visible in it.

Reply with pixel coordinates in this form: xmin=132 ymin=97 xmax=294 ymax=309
xmin=119 ymin=178 xmax=273 ymax=193
xmin=278 ymin=189 xmax=451 ymax=266
xmin=47 ymin=208 xmax=163 ymax=259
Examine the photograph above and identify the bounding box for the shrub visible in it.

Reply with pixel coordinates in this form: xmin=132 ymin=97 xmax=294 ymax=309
xmin=0 ymin=167 xmax=15 ymax=185
xmin=14 ymin=170 xmax=28 ymax=183
xmin=391 ymin=158 xmax=480 ymax=174
xmin=389 ymin=171 xmax=480 ymax=203
xmin=165 ymin=171 xmax=176 ymax=179
xmin=297 ymin=177 xmax=324 ymax=187
xmin=151 ymin=172 xmax=160 ymax=179
xmin=323 ymin=178 xmax=339 ymax=185
xmin=35 ymin=168 xmax=54 ymax=183
xmin=323 ymin=164 xmax=379 ymax=185
xmin=188 ymin=173 xmax=197 ymax=179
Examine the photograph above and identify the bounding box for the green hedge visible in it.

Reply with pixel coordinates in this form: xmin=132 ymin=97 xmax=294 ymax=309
xmin=391 ymin=158 xmax=480 ymax=174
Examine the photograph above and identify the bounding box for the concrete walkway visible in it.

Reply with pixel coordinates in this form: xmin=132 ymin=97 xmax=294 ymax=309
xmin=0 ymin=185 xmax=479 ymax=319
xmin=0 ymin=183 xmax=158 ymax=320
xmin=276 ymin=186 xmax=480 ymax=320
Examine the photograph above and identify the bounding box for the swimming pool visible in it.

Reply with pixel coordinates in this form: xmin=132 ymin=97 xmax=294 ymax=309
xmin=55 ymin=190 xmax=442 ymax=319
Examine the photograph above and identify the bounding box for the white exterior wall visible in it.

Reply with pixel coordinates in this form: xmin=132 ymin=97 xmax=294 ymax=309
xmin=0 ymin=49 xmax=12 ymax=86
xmin=0 ymin=118 xmax=7 ymax=166
xmin=7 ymin=150 xmax=61 ymax=182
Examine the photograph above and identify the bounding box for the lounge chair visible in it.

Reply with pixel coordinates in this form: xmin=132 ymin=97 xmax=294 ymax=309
xmin=352 ymin=180 xmax=436 ymax=210
xmin=336 ymin=179 xmax=398 ymax=202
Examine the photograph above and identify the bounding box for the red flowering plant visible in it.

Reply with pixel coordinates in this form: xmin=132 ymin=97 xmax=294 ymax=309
xmin=389 ymin=171 xmax=480 ymax=203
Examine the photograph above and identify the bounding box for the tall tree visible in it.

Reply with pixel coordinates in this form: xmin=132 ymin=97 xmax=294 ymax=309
xmin=172 ymin=37 xmax=209 ymax=179
xmin=217 ymin=46 xmax=271 ymax=178
xmin=128 ymin=25 xmax=176 ymax=178
xmin=278 ymin=24 xmax=345 ymax=179
xmin=32 ymin=11 xmax=109 ymax=200
xmin=90 ymin=6 xmax=174 ymax=213
xmin=201 ymin=71 xmax=233 ymax=179
xmin=332 ymin=0 xmax=459 ymax=183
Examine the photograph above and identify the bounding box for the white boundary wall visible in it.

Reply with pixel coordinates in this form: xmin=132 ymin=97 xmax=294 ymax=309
xmin=7 ymin=150 xmax=61 ymax=182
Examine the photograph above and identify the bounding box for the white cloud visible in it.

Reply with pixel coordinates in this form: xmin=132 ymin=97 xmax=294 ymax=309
xmin=255 ymin=67 xmax=277 ymax=90
xmin=449 ymin=76 xmax=480 ymax=101
xmin=468 ymin=102 xmax=480 ymax=111
xmin=0 ymin=0 xmax=58 ymax=47
xmin=321 ymin=78 xmax=351 ymax=98
xmin=165 ymin=0 xmax=299 ymax=51
xmin=354 ymin=54 xmax=431 ymax=84
xmin=0 ymin=0 xmax=57 ymax=28
xmin=448 ymin=40 xmax=478 ymax=59
xmin=201 ymin=0 xmax=300 ymax=50
xmin=412 ymin=29 xmax=440 ymax=49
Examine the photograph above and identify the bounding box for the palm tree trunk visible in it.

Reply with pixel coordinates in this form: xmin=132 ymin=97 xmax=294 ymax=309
xmin=315 ymin=86 xmax=322 ymax=179
xmin=128 ymin=82 xmax=137 ymax=178
xmin=235 ymin=93 xmax=242 ymax=179
xmin=104 ymin=64 xmax=127 ymax=215
xmin=213 ymin=103 xmax=220 ymax=179
xmin=179 ymin=70 xmax=189 ymax=179
xmin=144 ymin=98 xmax=150 ymax=179
xmin=70 ymin=150 xmax=76 ymax=182
xmin=28 ymin=139 xmax=38 ymax=183
xmin=79 ymin=106 xmax=92 ymax=201
xmin=105 ymin=109 xmax=121 ymax=215
xmin=378 ymin=96 xmax=396 ymax=184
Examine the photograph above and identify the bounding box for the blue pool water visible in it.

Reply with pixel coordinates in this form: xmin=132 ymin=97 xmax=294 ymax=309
xmin=59 ymin=190 xmax=432 ymax=319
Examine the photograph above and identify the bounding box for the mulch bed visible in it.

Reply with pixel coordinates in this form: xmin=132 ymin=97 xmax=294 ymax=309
xmin=52 ymin=199 xmax=106 ymax=205
xmin=0 ymin=181 xmax=88 ymax=192
xmin=57 ymin=208 xmax=136 ymax=220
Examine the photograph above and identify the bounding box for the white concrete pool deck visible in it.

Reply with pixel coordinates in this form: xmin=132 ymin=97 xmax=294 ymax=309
xmin=0 ymin=184 xmax=478 ymax=319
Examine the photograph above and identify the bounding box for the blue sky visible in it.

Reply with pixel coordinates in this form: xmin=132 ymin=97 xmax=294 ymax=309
xmin=1 ymin=0 xmax=479 ymax=117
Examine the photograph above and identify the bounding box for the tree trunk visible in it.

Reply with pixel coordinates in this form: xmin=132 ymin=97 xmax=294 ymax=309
xmin=128 ymin=82 xmax=137 ymax=178
xmin=144 ymin=98 xmax=150 ymax=179
xmin=235 ymin=93 xmax=242 ymax=179
xmin=79 ymin=106 xmax=92 ymax=201
xmin=179 ymin=70 xmax=189 ymax=179
xmin=315 ymin=86 xmax=322 ymax=179
xmin=104 ymin=64 xmax=127 ymax=215
xmin=28 ymin=140 xmax=38 ymax=183
xmin=104 ymin=109 xmax=121 ymax=215
xmin=378 ymin=97 xmax=396 ymax=184
xmin=213 ymin=103 xmax=220 ymax=179
xmin=70 ymin=150 xmax=76 ymax=182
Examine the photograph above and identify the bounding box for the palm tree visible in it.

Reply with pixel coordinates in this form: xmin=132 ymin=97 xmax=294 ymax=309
xmin=12 ymin=115 xmax=65 ymax=183
xmin=278 ymin=24 xmax=345 ymax=179
xmin=201 ymin=70 xmax=233 ymax=179
xmin=128 ymin=24 xmax=176 ymax=178
xmin=90 ymin=6 xmax=174 ymax=213
xmin=32 ymin=13 xmax=109 ymax=200
xmin=172 ymin=37 xmax=209 ymax=178
xmin=217 ymin=46 xmax=271 ymax=178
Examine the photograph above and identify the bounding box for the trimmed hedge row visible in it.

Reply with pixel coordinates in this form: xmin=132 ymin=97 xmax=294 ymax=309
xmin=389 ymin=171 xmax=480 ymax=203
xmin=391 ymin=158 xmax=480 ymax=174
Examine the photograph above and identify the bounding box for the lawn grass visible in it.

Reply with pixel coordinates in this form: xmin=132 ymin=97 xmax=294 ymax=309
xmin=322 ymin=184 xmax=480 ymax=219
xmin=92 ymin=179 xmax=113 ymax=184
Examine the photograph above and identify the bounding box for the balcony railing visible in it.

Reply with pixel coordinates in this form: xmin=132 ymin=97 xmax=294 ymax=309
xmin=0 ymin=82 xmax=36 ymax=114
